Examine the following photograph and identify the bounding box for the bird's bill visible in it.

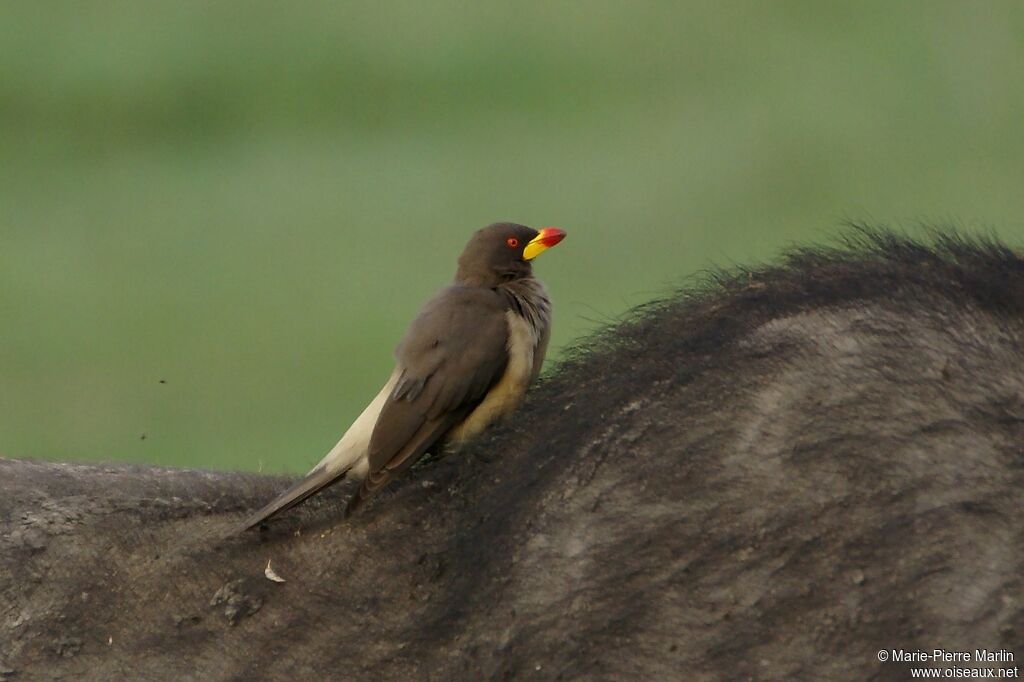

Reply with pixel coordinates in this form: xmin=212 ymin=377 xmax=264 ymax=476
xmin=523 ymin=227 xmax=567 ymax=261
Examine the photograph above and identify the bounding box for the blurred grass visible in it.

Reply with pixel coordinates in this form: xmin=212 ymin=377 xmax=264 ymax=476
xmin=2 ymin=1 xmax=1023 ymax=473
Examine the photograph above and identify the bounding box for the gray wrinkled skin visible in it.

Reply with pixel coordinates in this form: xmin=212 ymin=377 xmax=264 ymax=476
xmin=2 ymin=229 xmax=1021 ymax=681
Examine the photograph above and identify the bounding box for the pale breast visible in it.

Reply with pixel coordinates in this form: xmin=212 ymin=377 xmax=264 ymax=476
xmin=447 ymin=310 xmax=538 ymax=445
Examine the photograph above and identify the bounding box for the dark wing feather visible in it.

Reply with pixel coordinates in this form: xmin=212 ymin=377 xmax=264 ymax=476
xmin=353 ymin=286 xmax=510 ymax=510
xmin=345 ymin=408 xmax=471 ymax=515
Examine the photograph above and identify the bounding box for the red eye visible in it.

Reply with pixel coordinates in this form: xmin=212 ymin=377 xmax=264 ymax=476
xmin=506 ymin=237 xmax=519 ymax=248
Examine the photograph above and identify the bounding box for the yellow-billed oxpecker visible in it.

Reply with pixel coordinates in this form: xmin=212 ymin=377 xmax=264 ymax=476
xmin=239 ymin=223 xmax=566 ymax=530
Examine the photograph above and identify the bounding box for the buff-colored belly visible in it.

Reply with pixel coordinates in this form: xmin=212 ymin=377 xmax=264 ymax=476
xmin=448 ymin=311 xmax=536 ymax=445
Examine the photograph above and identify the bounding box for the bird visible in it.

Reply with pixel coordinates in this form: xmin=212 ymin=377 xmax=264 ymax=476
xmin=238 ymin=222 xmax=566 ymax=531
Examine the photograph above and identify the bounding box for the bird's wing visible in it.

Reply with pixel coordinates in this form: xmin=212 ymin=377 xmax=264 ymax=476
xmin=348 ymin=286 xmax=511 ymax=511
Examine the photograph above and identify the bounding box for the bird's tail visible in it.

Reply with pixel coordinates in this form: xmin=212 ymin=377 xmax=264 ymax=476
xmin=235 ymin=465 xmax=348 ymax=533
xmin=235 ymin=372 xmax=398 ymax=533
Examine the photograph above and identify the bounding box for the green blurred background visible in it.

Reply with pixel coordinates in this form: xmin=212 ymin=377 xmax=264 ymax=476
xmin=2 ymin=1 xmax=1022 ymax=474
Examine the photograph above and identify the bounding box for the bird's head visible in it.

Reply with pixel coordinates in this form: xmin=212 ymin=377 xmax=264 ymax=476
xmin=455 ymin=222 xmax=566 ymax=286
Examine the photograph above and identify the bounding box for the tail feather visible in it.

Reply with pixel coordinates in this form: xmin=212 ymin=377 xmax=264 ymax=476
xmin=236 ymin=466 xmax=348 ymax=532
xmin=235 ymin=371 xmax=399 ymax=533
